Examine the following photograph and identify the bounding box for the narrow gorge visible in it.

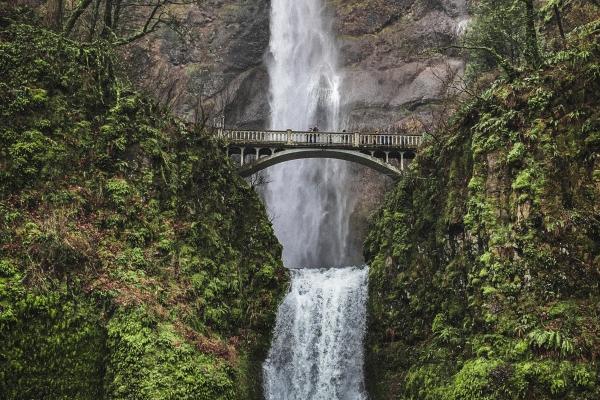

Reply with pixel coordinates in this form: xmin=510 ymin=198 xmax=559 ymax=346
xmin=1 ymin=0 xmax=599 ymax=399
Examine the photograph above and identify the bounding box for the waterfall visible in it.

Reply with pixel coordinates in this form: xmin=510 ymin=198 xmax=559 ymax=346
xmin=263 ymin=267 xmax=368 ymax=400
xmin=262 ymin=0 xmax=359 ymax=268
xmin=262 ymin=0 xmax=369 ymax=399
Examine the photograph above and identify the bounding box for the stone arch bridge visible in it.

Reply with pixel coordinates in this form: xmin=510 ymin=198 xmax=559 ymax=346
xmin=219 ymin=128 xmax=422 ymax=179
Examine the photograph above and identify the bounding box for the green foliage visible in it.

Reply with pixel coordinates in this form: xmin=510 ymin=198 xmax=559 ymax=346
xmin=365 ymin=21 xmax=600 ymax=400
xmin=104 ymin=309 xmax=236 ymax=399
xmin=462 ymin=0 xmax=600 ymax=78
xmin=0 ymin=16 xmax=287 ymax=400
xmin=464 ymin=0 xmax=532 ymax=75
xmin=0 ymin=262 xmax=107 ymax=399
xmin=451 ymin=359 xmax=507 ymax=400
xmin=527 ymin=329 xmax=575 ymax=356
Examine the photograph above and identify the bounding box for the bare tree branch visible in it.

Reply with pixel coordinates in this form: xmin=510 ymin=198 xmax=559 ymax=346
xmin=113 ymin=2 xmax=163 ymax=45
xmin=100 ymin=0 xmax=113 ymax=38
xmin=63 ymin=0 xmax=93 ymax=35
xmin=87 ymin=0 xmax=101 ymax=41
xmin=112 ymin=0 xmax=123 ymax=33
xmin=553 ymin=4 xmax=567 ymax=45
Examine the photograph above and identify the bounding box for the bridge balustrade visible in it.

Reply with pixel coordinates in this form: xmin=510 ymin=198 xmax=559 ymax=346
xmin=219 ymin=129 xmax=422 ymax=149
xmin=219 ymin=128 xmax=423 ymax=178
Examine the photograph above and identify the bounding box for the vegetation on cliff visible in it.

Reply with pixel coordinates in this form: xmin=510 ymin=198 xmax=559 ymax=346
xmin=365 ymin=3 xmax=600 ymax=399
xmin=0 ymin=8 xmax=287 ymax=399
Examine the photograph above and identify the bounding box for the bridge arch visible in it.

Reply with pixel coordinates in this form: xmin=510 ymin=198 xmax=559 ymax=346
xmin=237 ymin=148 xmax=402 ymax=179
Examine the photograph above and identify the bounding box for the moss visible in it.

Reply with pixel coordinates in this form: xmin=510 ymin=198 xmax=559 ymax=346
xmin=104 ymin=309 xmax=236 ymax=399
xmin=506 ymin=142 xmax=525 ymax=165
xmin=365 ymin=19 xmax=600 ymax=400
xmin=0 ymin=16 xmax=287 ymax=400
xmin=0 ymin=262 xmax=107 ymax=399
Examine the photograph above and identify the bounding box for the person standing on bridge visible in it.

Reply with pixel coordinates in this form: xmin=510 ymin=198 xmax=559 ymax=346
xmin=306 ymin=127 xmax=317 ymax=143
xmin=311 ymin=126 xmax=319 ymax=143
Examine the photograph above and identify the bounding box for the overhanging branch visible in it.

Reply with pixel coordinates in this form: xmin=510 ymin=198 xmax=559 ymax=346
xmin=113 ymin=2 xmax=163 ymax=45
xmin=63 ymin=0 xmax=94 ymax=35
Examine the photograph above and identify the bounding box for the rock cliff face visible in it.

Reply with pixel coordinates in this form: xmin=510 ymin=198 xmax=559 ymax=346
xmin=126 ymin=0 xmax=469 ymax=130
xmin=123 ymin=0 xmax=271 ymax=127
xmin=363 ymin=26 xmax=600 ymax=399
xmin=334 ymin=0 xmax=469 ymax=129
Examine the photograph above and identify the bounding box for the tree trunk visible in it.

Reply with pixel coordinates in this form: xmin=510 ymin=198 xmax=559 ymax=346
xmin=45 ymin=0 xmax=64 ymax=31
xmin=87 ymin=0 xmax=101 ymax=41
xmin=553 ymin=5 xmax=567 ymax=46
xmin=100 ymin=0 xmax=113 ymax=38
xmin=112 ymin=0 xmax=123 ymax=34
xmin=522 ymin=0 xmax=541 ymax=67
xmin=63 ymin=0 xmax=94 ymax=36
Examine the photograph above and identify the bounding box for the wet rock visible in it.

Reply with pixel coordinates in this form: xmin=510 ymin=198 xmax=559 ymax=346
xmin=123 ymin=0 xmax=469 ymax=130
xmin=122 ymin=0 xmax=271 ymax=126
xmin=332 ymin=0 xmax=470 ymax=130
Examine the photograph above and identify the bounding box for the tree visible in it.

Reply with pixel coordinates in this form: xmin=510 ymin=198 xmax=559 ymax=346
xmin=63 ymin=0 xmax=94 ymax=35
xmin=461 ymin=0 xmax=599 ymax=78
xmin=45 ymin=0 xmax=64 ymax=30
xmin=53 ymin=0 xmax=193 ymax=46
xmin=462 ymin=0 xmax=533 ymax=77
xmin=521 ymin=0 xmax=542 ymax=66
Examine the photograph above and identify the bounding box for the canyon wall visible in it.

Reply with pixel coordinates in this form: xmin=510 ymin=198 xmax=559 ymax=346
xmin=125 ymin=0 xmax=469 ymax=130
xmin=0 ymin=16 xmax=288 ymax=399
xmin=363 ymin=24 xmax=600 ymax=398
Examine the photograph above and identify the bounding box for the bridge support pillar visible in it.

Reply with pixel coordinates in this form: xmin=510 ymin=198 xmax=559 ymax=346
xmin=255 ymin=148 xmax=260 ymax=159
xmin=400 ymin=151 xmax=404 ymax=171
xmin=384 ymin=151 xmax=389 ymax=163
xmin=240 ymin=148 xmax=245 ymax=166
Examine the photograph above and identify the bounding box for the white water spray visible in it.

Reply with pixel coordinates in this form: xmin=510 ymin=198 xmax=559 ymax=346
xmin=263 ymin=267 xmax=369 ymax=400
xmin=262 ymin=0 xmax=358 ymax=268
xmin=262 ymin=0 xmax=369 ymax=398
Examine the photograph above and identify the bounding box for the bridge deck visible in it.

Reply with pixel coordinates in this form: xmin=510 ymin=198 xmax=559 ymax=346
xmin=219 ymin=128 xmax=422 ymax=150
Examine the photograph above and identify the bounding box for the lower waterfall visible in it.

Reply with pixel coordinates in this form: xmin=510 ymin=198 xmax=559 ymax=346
xmin=263 ymin=267 xmax=369 ymax=400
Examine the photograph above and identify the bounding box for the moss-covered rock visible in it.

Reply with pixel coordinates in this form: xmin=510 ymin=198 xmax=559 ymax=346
xmin=0 ymin=11 xmax=287 ymax=400
xmin=365 ymin=19 xmax=600 ymax=400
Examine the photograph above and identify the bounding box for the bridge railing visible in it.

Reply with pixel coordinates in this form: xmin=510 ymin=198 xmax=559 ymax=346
xmin=219 ymin=129 xmax=422 ymax=149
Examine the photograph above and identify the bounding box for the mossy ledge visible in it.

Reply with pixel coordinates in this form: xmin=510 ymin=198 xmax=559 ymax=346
xmin=0 ymin=12 xmax=288 ymax=400
xmin=364 ymin=20 xmax=600 ymax=400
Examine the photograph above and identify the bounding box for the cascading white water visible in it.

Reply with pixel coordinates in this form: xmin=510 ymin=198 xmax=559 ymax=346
xmin=263 ymin=267 xmax=369 ymax=400
xmin=262 ymin=0 xmax=369 ymax=399
xmin=262 ymin=0 xmax=358 ymax=268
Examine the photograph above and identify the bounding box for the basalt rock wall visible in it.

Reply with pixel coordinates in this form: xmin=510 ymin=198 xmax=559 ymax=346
xmin=125 ymin=0 xmax=469 ymax=130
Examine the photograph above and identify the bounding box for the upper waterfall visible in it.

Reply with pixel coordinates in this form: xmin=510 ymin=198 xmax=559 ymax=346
xmin=268 ymin=0 xmax=341 ymax=131
xmin=263 ymin=0 xmax=360 ymax=268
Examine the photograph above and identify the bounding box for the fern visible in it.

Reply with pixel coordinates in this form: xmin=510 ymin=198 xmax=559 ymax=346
xmin=527 ymin=329 xmax=576 ymax=356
